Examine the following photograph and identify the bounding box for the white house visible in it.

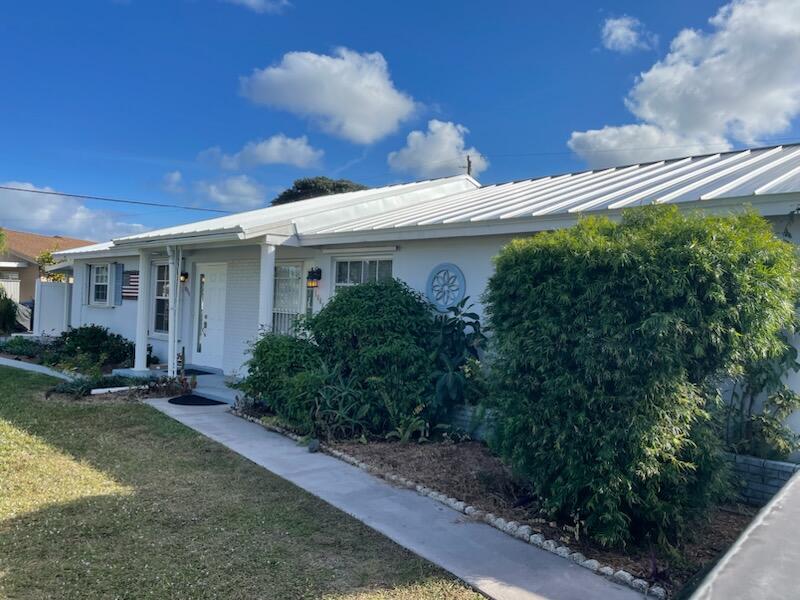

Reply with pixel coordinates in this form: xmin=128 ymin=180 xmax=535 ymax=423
xmin=52 ymin=144 xmax=800 ymax=388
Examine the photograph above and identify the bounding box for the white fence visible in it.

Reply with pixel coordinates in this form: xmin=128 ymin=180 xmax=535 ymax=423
xmin=0 ymin=279 xmax=20 ymax=303
xmin=33 ymin=280 xmax=72 ymax=337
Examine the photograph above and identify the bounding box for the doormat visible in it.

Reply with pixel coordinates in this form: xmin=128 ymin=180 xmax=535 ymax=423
xmin=168 ymin=394 xmax=226 ymax=406
xmin=181 ymin=368 xmax=216 ymax=376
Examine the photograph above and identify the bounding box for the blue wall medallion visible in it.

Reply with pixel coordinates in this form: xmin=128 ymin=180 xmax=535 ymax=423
xmin=426 ymin=263 xmax=466 ymax=311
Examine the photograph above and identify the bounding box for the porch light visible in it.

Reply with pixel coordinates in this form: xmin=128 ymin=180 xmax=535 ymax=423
xmin=306 ymin=267 xmax=322 ymax=289
xmin=180 ymin=272 xmax=189 ymax=283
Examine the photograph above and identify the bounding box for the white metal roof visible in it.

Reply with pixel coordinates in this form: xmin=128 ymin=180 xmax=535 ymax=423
xmin=309 ymin=144 xmax=800 ymax=237
xmin=56 ymin=144 xmax=800 ymax=257
xmin=116 ymin=175 xmax=479 ymax=244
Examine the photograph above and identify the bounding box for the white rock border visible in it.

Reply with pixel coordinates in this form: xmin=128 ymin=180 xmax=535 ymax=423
xmin=231 ymin=409 xmax=668 ymax=599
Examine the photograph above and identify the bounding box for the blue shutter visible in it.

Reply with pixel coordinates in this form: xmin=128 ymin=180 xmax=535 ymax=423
xmin=85 ymin=264 xmax=92 ymax=304
xmin=114 ymin=263 xmax=124 ymax=306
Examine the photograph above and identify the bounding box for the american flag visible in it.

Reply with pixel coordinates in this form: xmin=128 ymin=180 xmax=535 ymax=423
xmin=122 ymin=271 xmax=139 ymax=299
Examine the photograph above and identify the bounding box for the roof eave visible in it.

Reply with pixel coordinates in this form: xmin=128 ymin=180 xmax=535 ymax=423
xmin=298 ymin=192 xmax=800 ymax=246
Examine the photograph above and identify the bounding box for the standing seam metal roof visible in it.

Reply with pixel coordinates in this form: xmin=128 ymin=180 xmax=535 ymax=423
xmin=54 ymin=144 xmax=800 ymax=256
xmin=307 ymin=144 xmax=800 ymax=235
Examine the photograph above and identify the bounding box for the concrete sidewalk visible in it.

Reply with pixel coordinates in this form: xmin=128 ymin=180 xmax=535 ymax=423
xmin=0 ymin=356 xmax=72 ymax=380
xmin=147 ymin=399 xmax=642 ymax=600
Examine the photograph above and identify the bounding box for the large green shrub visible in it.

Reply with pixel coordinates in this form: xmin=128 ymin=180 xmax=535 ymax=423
xmin=304 ymin=279 xmax=437 ymax=431
xmin=0 ymin=336 xmax=45 ymax=358
xmin=486 ymin=206 xmax=800 ymax=548
xmin=42 ymin=325 xmax=135 ymax=371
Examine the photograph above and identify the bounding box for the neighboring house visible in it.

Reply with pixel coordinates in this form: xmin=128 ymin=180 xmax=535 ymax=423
xmin=0 ymin=228 xmax=93 ymax=303
xmin=52 ymin=144 xmax=800 ymax=387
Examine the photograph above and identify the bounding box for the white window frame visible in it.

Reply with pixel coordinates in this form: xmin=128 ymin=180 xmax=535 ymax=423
xmin=332 ymin=256 xmax=393 ymax=294
xmin=89 ymin=263 xmax=111 ymax=306
xmin=151 ymin=262 xmax=169 ymax=337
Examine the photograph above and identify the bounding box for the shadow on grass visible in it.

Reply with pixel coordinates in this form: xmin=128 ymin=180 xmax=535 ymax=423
xmin=0 ymin=371 xmax=482 ymax=600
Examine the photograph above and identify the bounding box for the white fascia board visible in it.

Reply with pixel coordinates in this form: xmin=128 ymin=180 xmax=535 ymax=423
xmin=44 ymin=261 xmax=74 ymax=273
xmin=0 ymin=260 xmax=28 ymax=268
xmin=299 ymin=193 xmax=800 ymax=246
xmin=53 ymin=247 xmax=138 ymax=260
xmin=112 ymin=228 xmax=243 ymax=247
xmin=240 ymin=221 xmax=298 ymax=240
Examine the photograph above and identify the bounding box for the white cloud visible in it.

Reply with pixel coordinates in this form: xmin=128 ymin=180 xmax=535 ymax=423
xmin=387 ymin=120 xmax=488 ymax=179
xmin=240 ymin=48 xmax=416 ymax=144
xmin=601 ymin=16 xmax=657 ymax=53
xmin=571 ymin=0 xmax=800 ymax=168
xmin=196 ymin=175 xmax=266 ymax=211
xmin=162 ymin=170 xmax=184 ymax=194
xmin=201 ymin=134 xmax=323 ymax=170
xmin=223 ymin=0 xmax=290 ymax=14
xmin=0 ymin=182 xmax=145 ymax=241
xmin=568 ymin=125 xmax=728 ymax=169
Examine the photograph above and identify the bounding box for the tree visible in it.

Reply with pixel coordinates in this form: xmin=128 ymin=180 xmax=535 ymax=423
xmin=36 ymin=250 xmax=66 ymax=282
xmin=271 ymin=177 xmax=368 ymax=206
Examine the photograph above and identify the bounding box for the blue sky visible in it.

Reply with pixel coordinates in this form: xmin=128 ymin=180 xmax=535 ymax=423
xmin=1 ymin=0 xmax=799 ymax=240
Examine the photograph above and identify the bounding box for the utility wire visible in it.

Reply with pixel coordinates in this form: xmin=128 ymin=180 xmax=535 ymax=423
xmin=0 ymin=185 xmax=234 ymax=214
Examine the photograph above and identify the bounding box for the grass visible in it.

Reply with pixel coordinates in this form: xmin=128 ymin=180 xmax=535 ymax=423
xmin=0 ymin=367 xmax=482 ymax=600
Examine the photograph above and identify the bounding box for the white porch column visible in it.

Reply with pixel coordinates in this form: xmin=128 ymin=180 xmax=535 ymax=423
xmin=134 ymin=251 xmax=152 ymax=371
xmin=258 ymin=242 xmax=276 ymax=332
xmin=167 ymin=246 xmax=178 ymax=377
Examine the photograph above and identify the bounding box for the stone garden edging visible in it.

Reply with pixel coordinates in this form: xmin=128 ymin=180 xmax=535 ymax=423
xmin=230 ymin=409 xmax=667 ymax=599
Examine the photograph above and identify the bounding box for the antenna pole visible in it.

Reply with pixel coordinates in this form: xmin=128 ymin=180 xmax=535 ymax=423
xmin=466 ymin=154 xmax=472 ymax=176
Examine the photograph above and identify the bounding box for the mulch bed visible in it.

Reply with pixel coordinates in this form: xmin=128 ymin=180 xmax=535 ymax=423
xmin=334 ymin=439 xmax=755 ymax=595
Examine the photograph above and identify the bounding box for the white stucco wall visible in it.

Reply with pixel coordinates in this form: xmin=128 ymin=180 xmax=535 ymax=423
xmin=58 ymin=217 xmax=800 ymax=446
xmin=72 ymin=255 xmax=168 ymax=365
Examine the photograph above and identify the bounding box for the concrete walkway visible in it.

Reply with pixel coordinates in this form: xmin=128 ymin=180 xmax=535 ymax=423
xmin=147 ymin=399 xmax=642 ymax=600
xmin=0 ymin=356 xmax=72 ymax=380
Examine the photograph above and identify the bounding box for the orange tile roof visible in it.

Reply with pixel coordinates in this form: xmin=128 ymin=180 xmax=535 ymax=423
xmin=1 ymin=228 xmax=95 ymax=261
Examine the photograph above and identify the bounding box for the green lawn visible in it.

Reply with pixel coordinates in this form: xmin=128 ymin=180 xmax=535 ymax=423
xmin=0 ymin=367 xmax=481 ymax=600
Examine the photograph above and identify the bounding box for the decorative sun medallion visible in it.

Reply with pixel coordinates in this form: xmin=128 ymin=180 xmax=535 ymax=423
xmin=426 ymin=263 xmax=466 ymax=311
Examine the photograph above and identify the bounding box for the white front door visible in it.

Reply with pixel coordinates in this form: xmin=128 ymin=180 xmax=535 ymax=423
xmin=193 ymin=263 xmax=227 ymax=370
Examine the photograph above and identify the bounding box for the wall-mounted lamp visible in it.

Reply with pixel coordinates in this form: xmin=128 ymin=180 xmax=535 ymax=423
xmin=306 ymin=267 xmax=322 ymax=289
xmin=180 ymin=272 xmax=189 ymax=283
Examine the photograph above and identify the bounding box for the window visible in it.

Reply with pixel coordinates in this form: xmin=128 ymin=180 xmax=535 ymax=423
xmin=90 ymin=264 xmax=109 ymax=305
xmin=273 ymin=263 xmax=303 ymax=334
xmin=0 ymin=271 xmax=19 ymax=281
xmin=153 ymin=264 xmax=169 ymax=333
xmin=334 ymin=258 xmax=392 ymax=292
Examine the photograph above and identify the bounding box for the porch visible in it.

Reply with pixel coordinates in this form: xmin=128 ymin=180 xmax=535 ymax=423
xmin=126 ymin=240 xmax=315 ymax=379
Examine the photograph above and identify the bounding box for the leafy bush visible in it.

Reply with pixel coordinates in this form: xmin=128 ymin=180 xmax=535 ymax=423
xmin=0 ymin=288 xmax=16 ymax=334
xmin=305 ymin=279 xmax=437 ymax=428
xmin=237 ymin=280 xmax=489 ymax=442
xmin=725 ymin=340 xmax=800 ymax=460
xmin=235 ymin=332 xmax=320 ymax=412
xmin=485 ymin=206 xmax=800 ymax=548
xmin=431 ymin=298 xmax=487 ymax=407
xmin=42 ymin=325 xmax=134 ymax=372
xmin=0 ymin=336 xmax=45 ymax=358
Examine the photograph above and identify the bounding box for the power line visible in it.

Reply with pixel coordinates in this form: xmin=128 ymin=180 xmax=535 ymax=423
xmin=355 ymin=136 xmax=800 ymax=183
xmin=0 ymin=185 xmax=233 ymax=214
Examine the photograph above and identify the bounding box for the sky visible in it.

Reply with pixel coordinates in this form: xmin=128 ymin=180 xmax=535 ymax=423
xmin=1 ymin=0 xmax=799 ymax=241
